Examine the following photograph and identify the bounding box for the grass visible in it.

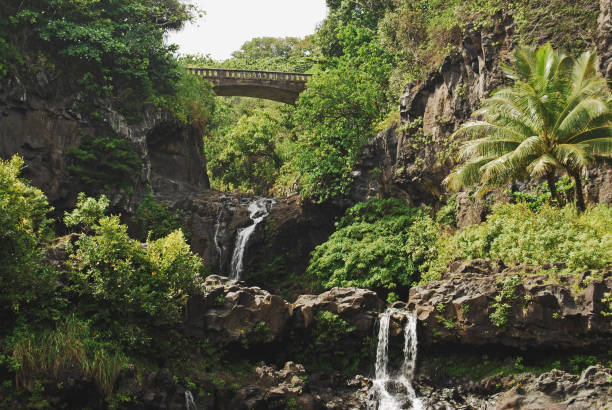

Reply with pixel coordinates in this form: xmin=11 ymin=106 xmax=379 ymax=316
xmin=11 ymin=316 xmax=127 ymax=396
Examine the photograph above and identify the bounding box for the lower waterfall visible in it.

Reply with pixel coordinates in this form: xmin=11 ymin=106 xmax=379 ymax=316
xmin=371 ymin=308 xmax=423 ymax=410
xmin=230 ymin=198 xmax=275 ymax=281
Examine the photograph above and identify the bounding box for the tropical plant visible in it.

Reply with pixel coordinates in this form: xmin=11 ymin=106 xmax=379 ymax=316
xmin=308 ymin=198 xmax=438 ymax=293
xmin=446 ymin=44 xmax=612 ymax=211
xmin=424 ymin=203 xmax=612 ymax=283
xmin=0 ymin=156 xmax=55 ymax=323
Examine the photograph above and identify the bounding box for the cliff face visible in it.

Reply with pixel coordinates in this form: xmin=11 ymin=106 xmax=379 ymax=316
xmin=351 ymin=2 xmax=612 ymax=209
xmin=0 ymin=74 xmax=208 ymax=214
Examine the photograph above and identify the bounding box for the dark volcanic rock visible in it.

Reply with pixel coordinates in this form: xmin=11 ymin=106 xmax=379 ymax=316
xmin=185 ymin=275 xmax=386 ymax=344
xmin=408 ymin=262 xmax=612 ymax=349
xmin=184 ymin=275 xmax=292 ymax=343
xmin=495 ymin=365 xmax=612 ymax=409
xmin=292 ymin=287 xmax=386 ymax=334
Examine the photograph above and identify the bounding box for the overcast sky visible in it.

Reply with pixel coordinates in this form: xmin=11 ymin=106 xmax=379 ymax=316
xmin=166 ymin=0 xmax=329 ymax=61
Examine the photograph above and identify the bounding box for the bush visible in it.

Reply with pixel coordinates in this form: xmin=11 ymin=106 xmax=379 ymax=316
xmin=135 ymin=193 xmax=186 ymax=241
xmin=0 ymin=155 xmax=55 ymax=322
xmin=68 ymin=135 xmax=142 ymax=192
xmin=426 ymin=203 xmax=612 ymax=282
xmin=64 ymin=192 xmax=110 ymax=232
xmin=308 ymin=198 xmax=438 ymax=293
xmin=68 ymin=203 xmax=205 ymax=349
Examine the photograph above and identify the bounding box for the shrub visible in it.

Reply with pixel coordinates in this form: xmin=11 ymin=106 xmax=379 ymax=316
xmin=135 ymin=193 xmax=186 ymax=241
xmin=0 ymin=155 xmax=55 ymax=322
xmin=308 ymin=198 xmax=438 ymax=293
xmin=68 ymin=135 xmax=141 ymax=192
xmin=10 ymin=316 xmax=126 ymax=397
xmin=426 ymin=203 xmax=612 ymax=282
xmin=69 ymin=209 xmax=204 ymax=349
xmin=64 ymin=192 xmax=110 ymax=232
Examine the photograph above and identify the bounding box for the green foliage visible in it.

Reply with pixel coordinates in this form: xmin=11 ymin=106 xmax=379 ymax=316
xmin=489 ymin=275 xmax=522 ymax=327
xmin=436 ymin=194 xmax=458 ymax=227
xmin=154 ymin=68 xmax=216 ymax=131
xmin=207 ymin=111 xmax=287 ymax=195
xmin=447 ymin=44 xmax=612 ymax=211
xmin=1 ymin=0 xmax=194 ymax=101
xmin=9 ymin=316 xmax=127 ymax=396
xmin=64 ymin=192 xmax=109 ymax=232
xmin=135 ymin=193 xmax=186 ymax=241
xmin=377 ymin=0 xmax=599 ymax=95
xmin=427 ymin=203 xmax=612 ymax=282
xmin=0 ymin=155 xmax=55 ymax=322
xmin=308 ymin=198 xmax=438 ymax=293
xmin=69 ymin=209 xmax=204 ymax=350
xmin=510 ymin=176 xmax=576 ymax=212
xmin=68 ymin=135 xmax=142 ymax=192
xmin=285 ymin=24 xmax=395 ymax=201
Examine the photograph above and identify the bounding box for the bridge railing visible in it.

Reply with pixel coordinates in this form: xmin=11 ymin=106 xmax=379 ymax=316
xmin=187 ymin=68 xmax=312 ymax=82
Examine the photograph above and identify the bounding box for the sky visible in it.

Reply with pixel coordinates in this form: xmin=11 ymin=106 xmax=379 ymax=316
xmin=166 ymin=0 xmax=329 ymax=61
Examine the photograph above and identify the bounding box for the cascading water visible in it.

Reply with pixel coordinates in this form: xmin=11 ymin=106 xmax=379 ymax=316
xmin=230 ymin=198 xmax=275 ymax=281
xmin=371 ymin=308 xmax=423 ymax=410
xmin=213 ymin=207 xmax=224 ymax=267
xmin=184 ymin=390 xmax=197 ymax=410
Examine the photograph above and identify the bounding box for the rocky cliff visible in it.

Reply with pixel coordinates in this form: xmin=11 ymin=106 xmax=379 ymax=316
xmin=350 ymin=1 xmax=612 ymax=213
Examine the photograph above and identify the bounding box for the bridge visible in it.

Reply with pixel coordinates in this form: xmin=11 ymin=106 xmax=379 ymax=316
xmin=188 ymin=68 xmax=312 ymax=104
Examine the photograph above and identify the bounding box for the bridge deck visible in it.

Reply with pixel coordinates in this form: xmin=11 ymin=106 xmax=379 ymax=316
xmin=187 ymin=67 xmax=312 ymax=104
xmin=188 ymin=68 xmax=312 ymax=83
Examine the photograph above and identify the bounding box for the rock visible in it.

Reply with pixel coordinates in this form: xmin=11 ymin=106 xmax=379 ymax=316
xmin=184 ymin=275 xmax=292 ymax=344
xmin=598 ymin=0 xmax=612 ymax=78
xmin=185 ymin=276 xmax=386 ymax=345
xmin=408 ymin=261 xmax=612 ymax=349
xmin=292 ymin=287 xmax=386 ymax=333
xmin=495 ymin=365 xmax=612 ymax=409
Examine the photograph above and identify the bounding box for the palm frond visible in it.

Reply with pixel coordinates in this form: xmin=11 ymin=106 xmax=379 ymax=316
xmin=553 ymin=144 xmax=594 ymax=169
xmin=556 ymin=98 xmax=610 ymax=139
xmin=527 ymin=154 xmax=559 ymax=177
xmin=444 ymin=156 xmax=496 ymax=191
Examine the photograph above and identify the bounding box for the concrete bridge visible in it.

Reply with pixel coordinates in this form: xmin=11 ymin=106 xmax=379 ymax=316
xmin=188 ymin=68 xmax=312 ymax=104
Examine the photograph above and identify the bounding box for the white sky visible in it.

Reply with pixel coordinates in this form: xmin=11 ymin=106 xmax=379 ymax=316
xmin=167 ymin=0 xmax=329 ymax=61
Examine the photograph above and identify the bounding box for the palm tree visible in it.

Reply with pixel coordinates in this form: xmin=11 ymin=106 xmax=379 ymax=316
xmin=445 ymin=44 xmax=612 ymax=211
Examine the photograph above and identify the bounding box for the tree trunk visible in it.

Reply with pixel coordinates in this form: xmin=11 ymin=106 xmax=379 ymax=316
xmin=571 ymin=171 xmax=586 ymax=212
xmin=545 ymin=172 xmax=559 ymax=203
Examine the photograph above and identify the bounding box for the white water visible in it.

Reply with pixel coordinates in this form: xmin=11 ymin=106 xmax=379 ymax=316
xmin=230 ymin=198 xmax=275 ymax=280
xmin=184 ymin=390 xmax=197 ymax=410
xmin=372 ymin=309 xmax=423 ymax=410
xmin=213 ymin=207 xmax=224 ymax=267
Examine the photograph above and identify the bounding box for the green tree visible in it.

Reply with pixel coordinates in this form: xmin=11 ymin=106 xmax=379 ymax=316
xmin=0 ymin=0 xmax=194 ymax=101
xmin=446 ymin=44 xmax=612 ymax=211
xmin=0 ymin=156 xmax=55 ymax=323
xmin=207 ymin=111 xmax=287 ymax=195
xmin=286 ymin=24 xmax=395 ymax=201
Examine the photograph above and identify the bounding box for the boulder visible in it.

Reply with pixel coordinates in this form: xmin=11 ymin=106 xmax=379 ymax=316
xmin=292 ymin=287 xmax=386 ymax=334
xmin=495 ymin=365 xmax=612 ymax=409
xmin=184 ymin=275 xmax=292 ymax=344
xmin=408 ymin=262 xmax=612 ymax=349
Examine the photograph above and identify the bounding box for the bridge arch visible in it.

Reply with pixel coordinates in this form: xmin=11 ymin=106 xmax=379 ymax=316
xmin=188 ymin=68 xmax=312 ymax=104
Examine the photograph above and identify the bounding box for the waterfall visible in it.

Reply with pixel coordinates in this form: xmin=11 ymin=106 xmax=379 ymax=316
xmin=371 ymin=309 xmax=423 ymax=410
xmin=230 ymin=198 xmax=275 ymax=281
xmin=184 ymin=390 xmax=197 ymax=410
xmin=213 ymin=207 xmax=224 ymax=268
